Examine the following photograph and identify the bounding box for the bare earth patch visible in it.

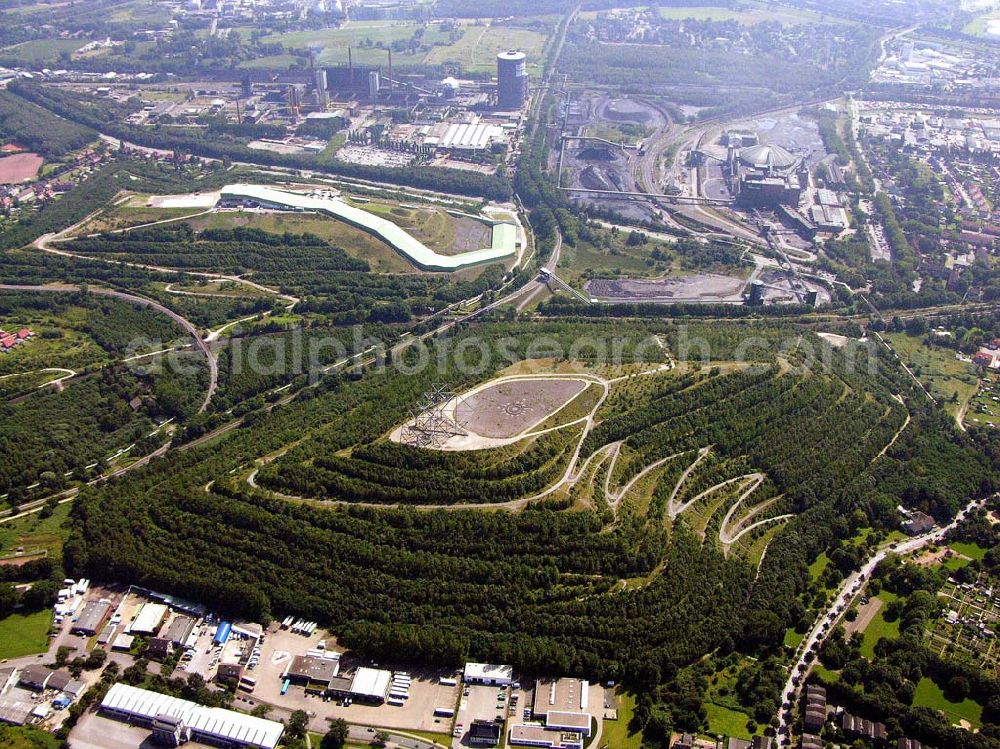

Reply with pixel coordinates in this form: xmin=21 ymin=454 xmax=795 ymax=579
xmin=455 ymin=378 xmax=588 ymax=438
xmin=845 ymin=596 xmax=883 ymax=637
xmin=0 ymin=152 xmax=43 ymax=183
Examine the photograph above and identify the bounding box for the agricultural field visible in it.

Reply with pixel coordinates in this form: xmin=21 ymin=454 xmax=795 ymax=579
xmin=926 ymin=577 xmax=1000 ymax=677
xmin=259 ymin=20 xmax=550 ymax=76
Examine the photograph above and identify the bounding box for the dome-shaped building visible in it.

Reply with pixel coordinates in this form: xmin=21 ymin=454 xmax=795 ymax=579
xmin=738 ymin=143 xmax=798 ymax=172
xmin=725 ymin=137 xmax=805 ymax=208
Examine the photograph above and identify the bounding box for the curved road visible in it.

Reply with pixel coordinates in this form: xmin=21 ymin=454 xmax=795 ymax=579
xmin=775 ymin=494 xmax=992 ymax=745
xmin=0 ymin=283 xmax=217 ymax=412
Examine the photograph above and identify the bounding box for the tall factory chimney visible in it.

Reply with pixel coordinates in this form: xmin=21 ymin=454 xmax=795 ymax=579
xmin=388 ymin=48 xmax=393 ymax=93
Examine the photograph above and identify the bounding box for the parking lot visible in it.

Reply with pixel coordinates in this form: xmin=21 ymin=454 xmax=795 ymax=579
xmin=247 ymin=626 xmax=461 ymax=735
xmin=70 ymin=709 xmax=216 ymax=749
xmin=453 ymin=683 xmax=528 ymax=748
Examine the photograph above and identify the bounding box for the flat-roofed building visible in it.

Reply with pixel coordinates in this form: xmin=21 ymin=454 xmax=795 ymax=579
xmin=97 ymin=623 xmax=117 ymax=646
xmin=464 ymin=662 xmax=514 ymax=687
xmin=531 ymin=678 xmax=591 ymax=735
xmin=544 ymin=712 xmax=591 ymax=735
xmin=532 ymin=678 xmax=589 ymax=719
xmin=285 ymin=655 xmax=341 ymax=693
xmin=101 ymin=683 xmax=284 ymax=749
xmin=46 ymin=671 xmax=72 ymax=692
xmin=509 ymin=725 xmax=583 ymax=749
xmin=469 ymin=719 xmax=502 ymax=746
xmin=73 ymin=600 xmax=112 ymax=636
xmin=0 ymin=667 xmax=16 ymax=694
xmin=325 ymin=675 xmax=353 ymax=698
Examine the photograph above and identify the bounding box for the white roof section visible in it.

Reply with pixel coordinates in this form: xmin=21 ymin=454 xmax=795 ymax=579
xmin=350 ymin=667 xmax=392 ymax=700
xmin=219 ymin=185 xmax=515 ymax=272
xmin=129 ymin=603 xmax=168 ymax=634
xmin=102 ymin=683 xmax=284 ymax=749
xmin=464 ymin=662 xmax=514 ymax=682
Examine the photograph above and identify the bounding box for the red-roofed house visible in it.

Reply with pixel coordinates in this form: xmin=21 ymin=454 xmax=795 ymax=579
xmin=974 ymin=351 xmax=994 ymax=368
xmin=16 ymin=328 xmax=31 ymax=340
xmin=1 ymin=336 xmax=17 ymax=350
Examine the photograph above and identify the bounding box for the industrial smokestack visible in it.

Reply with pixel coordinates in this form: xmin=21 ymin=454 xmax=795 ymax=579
xmin=348 ymin=46 xmax=353 ymax=78
xmin=388 ymin=48 xmax=393 ymax=93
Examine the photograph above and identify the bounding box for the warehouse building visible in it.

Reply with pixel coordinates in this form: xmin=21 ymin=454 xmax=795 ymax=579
xmin=284 ymin=655 xmax=341 ymax=693
xmin=464 ymin=663 xmax=514 ymax=687
xmin=18 ymin=666 xmax=53 ymax=692
xmin=349 ymin=667 xmax=392 ymax=703
xmin=532 ymin=678 xmax=589 ymax=722
xmin=165 ymin=615 xmax=196 ymax=647
xmin=72 ymin=600 xmax=112 ymax=636
xmin=129 ymin=603 xmax=168 ymax=635
xmin=100 ymin=683 xmax=284 ymax=749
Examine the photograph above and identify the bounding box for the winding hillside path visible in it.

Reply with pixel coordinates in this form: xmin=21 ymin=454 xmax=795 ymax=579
xmin=0 ymin=283 xmax=217 ymax=412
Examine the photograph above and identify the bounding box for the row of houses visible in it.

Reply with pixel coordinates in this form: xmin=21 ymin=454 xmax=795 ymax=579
xmin=0 ymin=327 xmax=32 ymax=352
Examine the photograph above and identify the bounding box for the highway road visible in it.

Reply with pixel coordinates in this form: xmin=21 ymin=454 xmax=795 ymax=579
xmin=774 ymin=494 xmax=991 ymax=746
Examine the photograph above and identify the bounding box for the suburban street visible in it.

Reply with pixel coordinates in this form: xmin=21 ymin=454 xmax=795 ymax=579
xmin=775 ymin=494 xmax=992 ymax=745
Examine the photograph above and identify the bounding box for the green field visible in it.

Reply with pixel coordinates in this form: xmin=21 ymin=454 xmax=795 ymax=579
xmin=261 ymin=21 xmax=453 ymax=67
xmin=859 ymin=591 xmax=900 ymax=659
xmin=0 ymin=38 xmax=89 ymax=65
xmin=0 ymin=502 xmax=73 ymax=558
xmin=812 ymin=663 xmax=841 ymax=683
xmin=601 ymin=691 xmax=643 ymax=749
xmin=704 ymin=702 xmax=754 ymax=740
xmin=884 ymin=333 xmax=979 ymax=419
xmin=949 ymin=541 xmax=988 ymax=561
xmin=259 ymin=20 xmax=548 ymax=75
xmin=912 ymin=677 xmax=983 ymax=727
xmin=423 ymin=24 xmax=549 ymax=75
xmin=808 ymin=551 xmax=830 ymax=582
xmin=0 ymin=609 xmax=52 ymax=660
xmin=783 ymin=627 xmax=805 ymax=649
xmin=964 ymin=11 xmax=1000 ymax=38
xmin=653 ymin=1 xmax=853 ymax=25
